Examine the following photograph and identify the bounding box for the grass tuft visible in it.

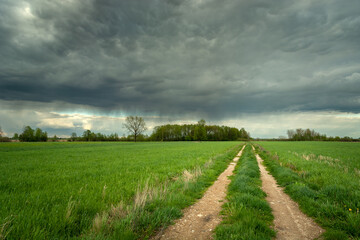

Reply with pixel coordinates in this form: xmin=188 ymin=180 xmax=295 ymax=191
xmin=65 ymin=196 xmax=76 ymax=221
xmin=0 ymin=216 xmax=14 ymax=240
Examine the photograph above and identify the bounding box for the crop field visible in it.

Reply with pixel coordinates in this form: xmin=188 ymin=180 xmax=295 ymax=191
xmin=0 ymin=142 xmax=241 ymax=239
xmin=255 ymin=141 xmax=360 ymax=239
xmin=2 ymin=141 xmax=359 ymax=240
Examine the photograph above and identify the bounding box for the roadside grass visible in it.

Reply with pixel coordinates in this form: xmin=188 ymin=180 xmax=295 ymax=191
xmin=255 ymin=142 xmax=360 ymax=239
xmin=0 ymin=142 xmax=241 ymax=239
xmin=215 ymin=145 xmax=275 ymax=240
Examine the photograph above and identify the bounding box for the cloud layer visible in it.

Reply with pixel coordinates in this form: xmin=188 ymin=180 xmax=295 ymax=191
xmin=0 ymin=0 xmax=360 ymax=137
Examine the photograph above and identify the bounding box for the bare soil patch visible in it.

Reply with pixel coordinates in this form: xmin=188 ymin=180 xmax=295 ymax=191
xmin=253 ymin=147 xmax=325 ymax=240
xmin=153 ymin=145 xmax=246 ymax=240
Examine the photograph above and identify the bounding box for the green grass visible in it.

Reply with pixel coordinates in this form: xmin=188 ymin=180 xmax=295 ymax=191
xmin=215 ymin=145 xmax=275 ymax=240
xmin=255 ymin=141 xmax=360 ymax=239
xmin=0 ymin=141 xmax=241 ymax=239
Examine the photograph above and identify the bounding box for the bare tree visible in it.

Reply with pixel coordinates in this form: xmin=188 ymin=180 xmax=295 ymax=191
xmin=0 ymin=126 xmax=3 ymax=138
xmin=123 ymin=116 xmax=147 ymax=142
xmin=287 ymin=129 xmax=295 ymax=139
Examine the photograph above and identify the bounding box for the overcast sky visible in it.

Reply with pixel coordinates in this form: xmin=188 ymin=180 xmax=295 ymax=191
xmin=1 ymin=0 xmax=360 ymax=138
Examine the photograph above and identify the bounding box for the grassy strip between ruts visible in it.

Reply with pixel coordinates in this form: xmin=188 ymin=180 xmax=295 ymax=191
xmin=254 ymin=143 xmax=360 ymax=240
xmin=83 ymin=143 xmax=243 ymax=239
xmin=215 ymin=145 xmax=275 ymax=240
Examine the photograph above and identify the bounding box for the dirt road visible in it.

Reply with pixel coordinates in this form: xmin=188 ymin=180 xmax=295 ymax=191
xmin=153 ymin=145 xmax=246 ymax=240
xmin=253 ymin=146 xmax=324 ymax=239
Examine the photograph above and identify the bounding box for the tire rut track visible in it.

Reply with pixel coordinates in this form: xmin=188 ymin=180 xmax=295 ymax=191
xmin=153 ymin=145 xmax=246 ymax=240
xmin=252 ymin=145 xmax=325 ymax=240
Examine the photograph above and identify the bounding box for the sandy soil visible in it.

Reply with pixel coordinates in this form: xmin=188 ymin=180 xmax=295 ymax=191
xmin=153 ymin=145 xmax=246 ymax=240
xmin=253 ymin=146 xmax=325 ymax=240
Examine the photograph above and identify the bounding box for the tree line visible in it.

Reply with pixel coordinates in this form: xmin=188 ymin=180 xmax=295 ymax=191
xmin=2 ymin=117 xmax=250 ymax=142
xmin=16 ymin=126 xmax=48 ymax=142
xmin=69 ymin=130 xmax=124 ymax=142
xmin=287 ymin=128 xmax=327 ymax=141
xmin=2 ymin=126 xmax=49 ymax=142
xmin=2 ymin=122 xmax=358 ymax=142
xmin=69 ymin=116 xmax=148 ymax=142
xmin=286 ymin=128 xmax=358 ymax=142
xmin=150 ymin=119 xmax=250 ymax=141
xmin=69 ymin=119 xmax=250 ymax=142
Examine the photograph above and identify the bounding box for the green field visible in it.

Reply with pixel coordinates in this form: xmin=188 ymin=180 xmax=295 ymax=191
xmin=0 ymin=142 xmax=241 ymax=239
xmin=255 ymin=141 xmax=360 ymax=239
xmin=2 ymin=141 xmax=360 ymax=239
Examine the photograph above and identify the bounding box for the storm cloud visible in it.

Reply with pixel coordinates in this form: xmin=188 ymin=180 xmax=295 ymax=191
xmin=1 ymin=0 xmax=360 ymax=137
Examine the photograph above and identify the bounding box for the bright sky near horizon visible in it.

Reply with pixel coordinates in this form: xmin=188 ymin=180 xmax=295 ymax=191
xmin=1 ymin=0 xmax=360 ymax=138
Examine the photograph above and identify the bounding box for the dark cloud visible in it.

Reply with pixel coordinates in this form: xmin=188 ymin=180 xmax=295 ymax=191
xmin=0 ymin=0 xmax=360 ymax=120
